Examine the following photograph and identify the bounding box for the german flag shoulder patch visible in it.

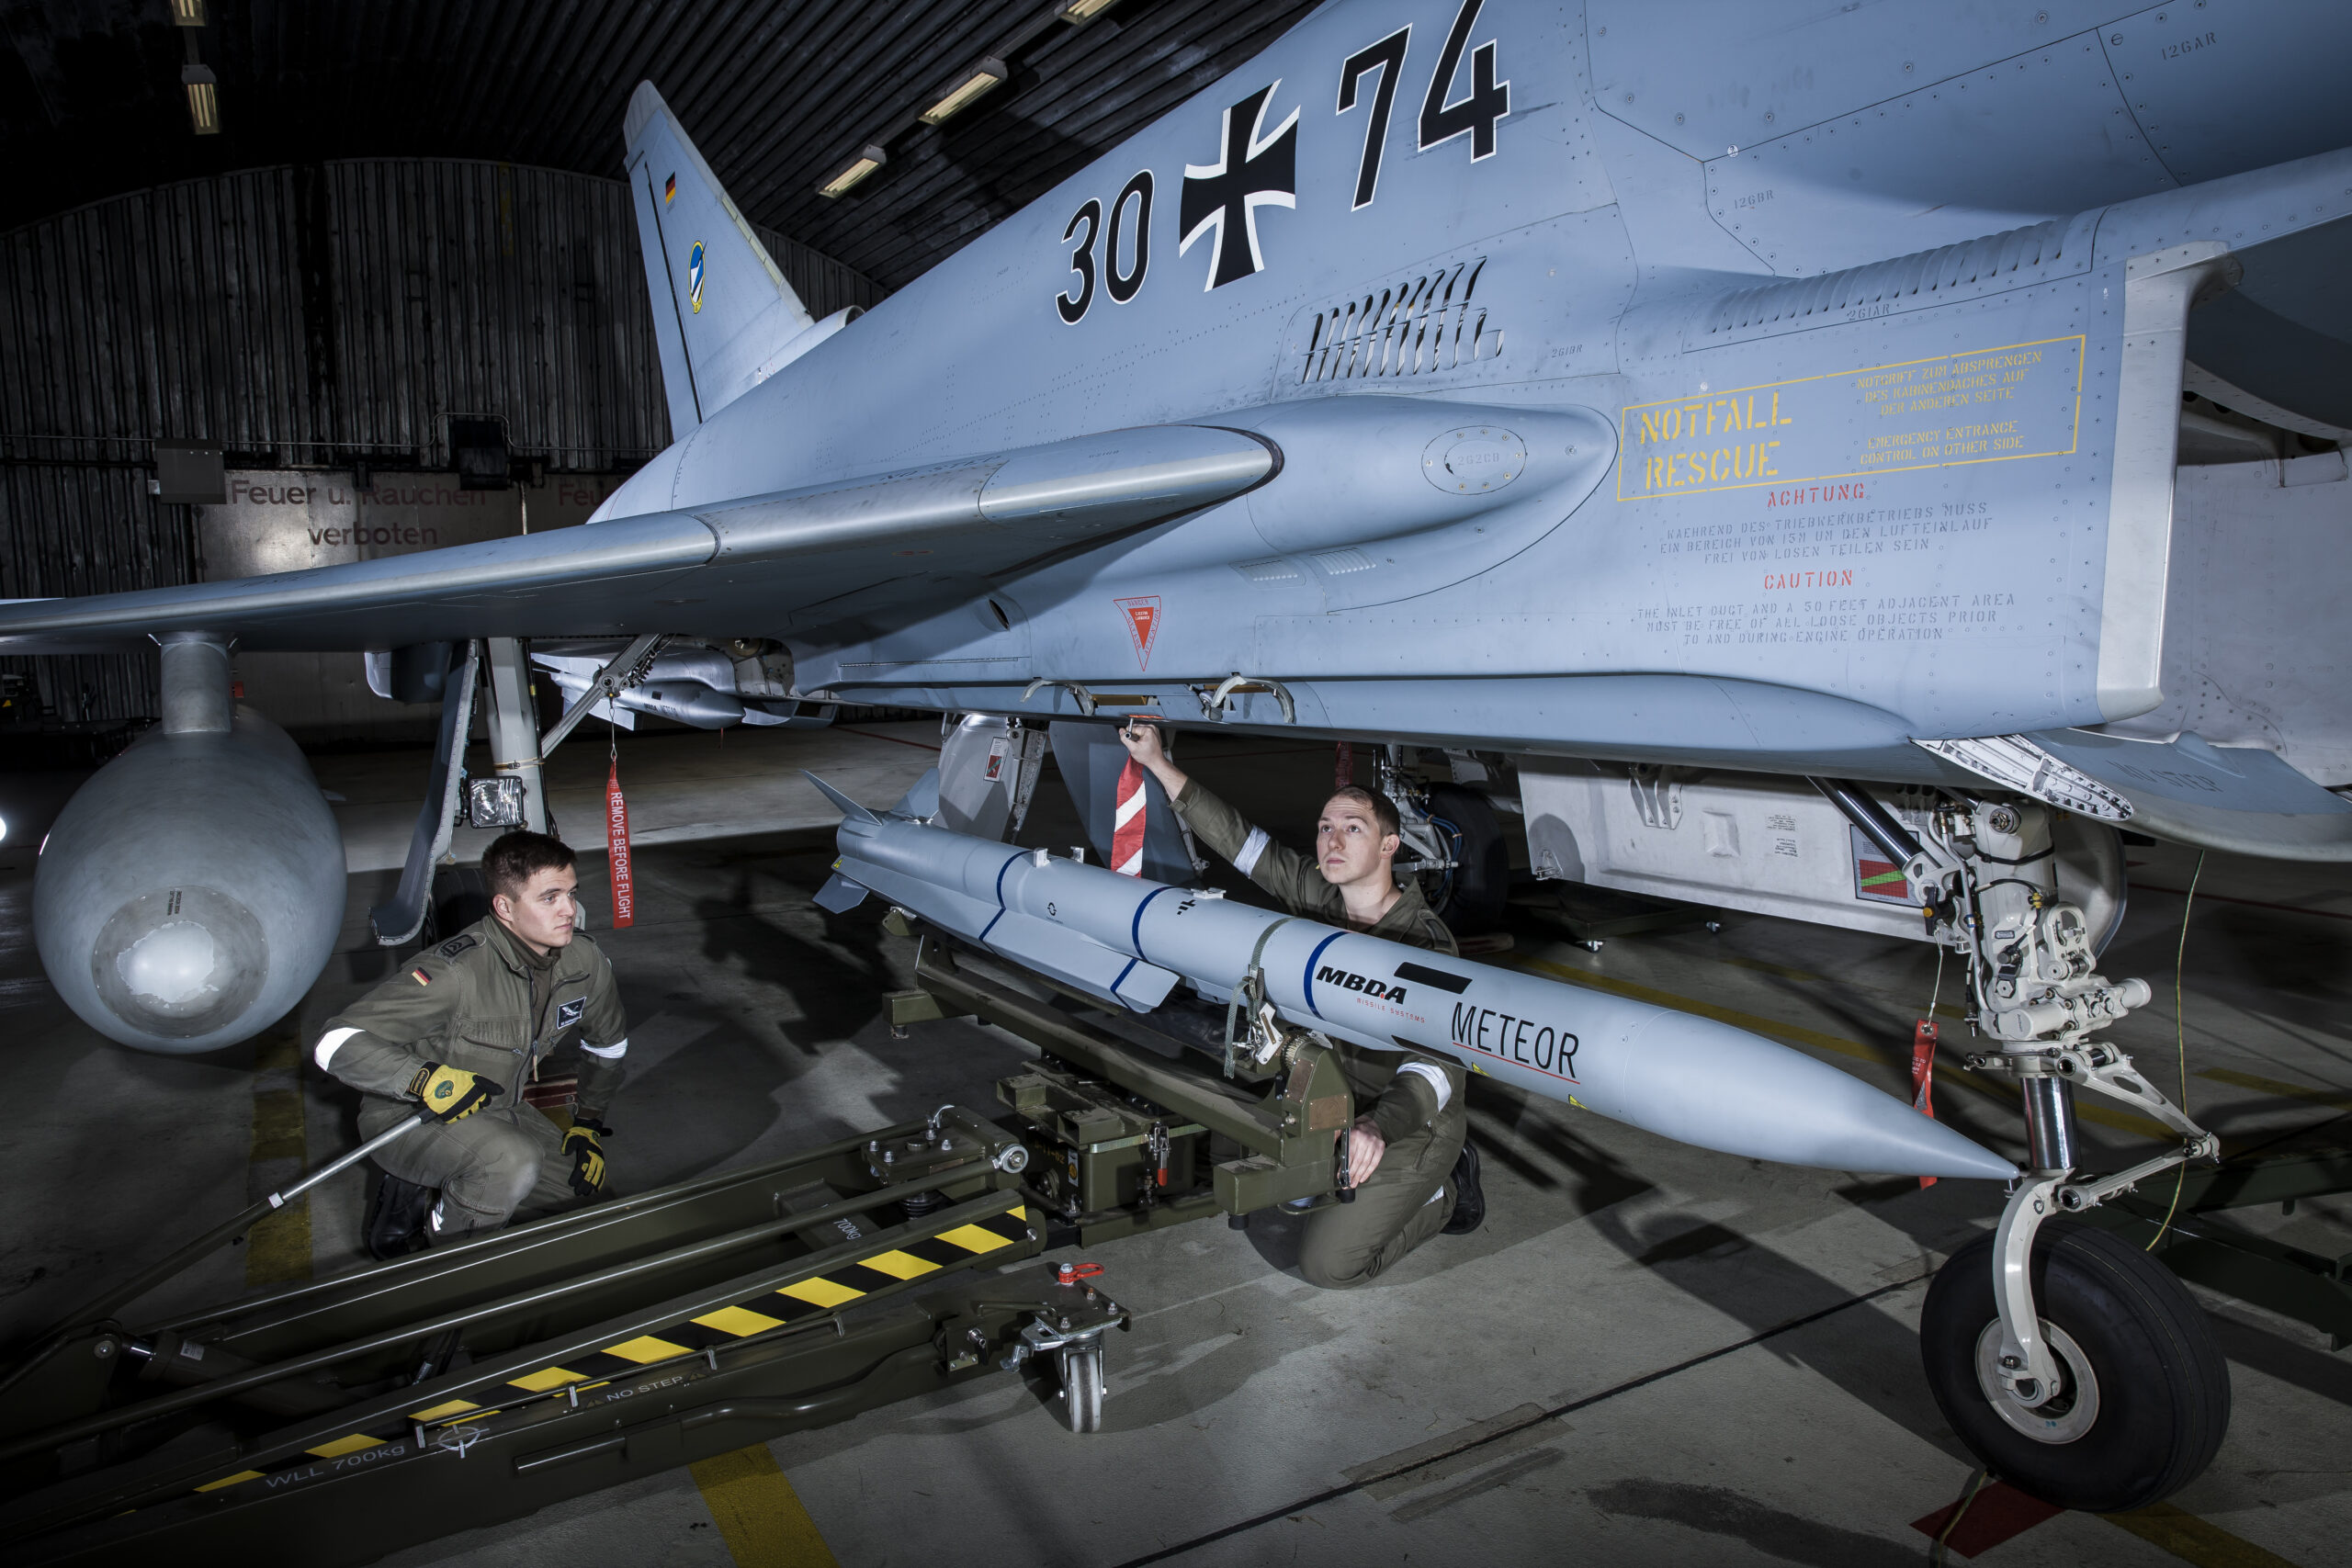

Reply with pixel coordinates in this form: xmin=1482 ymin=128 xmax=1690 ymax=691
xmin=410 ymin=967 xmax=432 ymax=986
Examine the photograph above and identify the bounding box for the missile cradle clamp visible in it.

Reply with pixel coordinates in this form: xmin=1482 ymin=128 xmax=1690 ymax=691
xmin=1221 ymin=917 xmax=1300 ymax=1077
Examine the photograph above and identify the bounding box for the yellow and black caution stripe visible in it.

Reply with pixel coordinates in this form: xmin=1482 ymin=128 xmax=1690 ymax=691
xmin=191 ymin=1204 xmax=1032 ymax=1495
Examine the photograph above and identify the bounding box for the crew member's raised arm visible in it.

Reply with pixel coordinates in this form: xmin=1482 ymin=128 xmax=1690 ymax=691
xmin=1117 ymin=719 xmax=1329 ymax=911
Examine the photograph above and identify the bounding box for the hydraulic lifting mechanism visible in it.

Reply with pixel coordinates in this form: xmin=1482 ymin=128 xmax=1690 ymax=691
xmin=0 ymin=945 xmax=1363 ymax=1565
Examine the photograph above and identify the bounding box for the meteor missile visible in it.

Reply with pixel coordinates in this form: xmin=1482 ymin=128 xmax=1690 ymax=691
xmin=811 ymin=780 xmax=2016 ymax=1182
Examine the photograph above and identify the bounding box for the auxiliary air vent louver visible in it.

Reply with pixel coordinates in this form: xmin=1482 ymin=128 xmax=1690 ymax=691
xmin=1234 ymin=558 xmax=1300 ymax=582
xmin=1702 ymin=219 xmax=2071 ymax=338
xmin=1297 ymin=259 xmax=1500 ymax=384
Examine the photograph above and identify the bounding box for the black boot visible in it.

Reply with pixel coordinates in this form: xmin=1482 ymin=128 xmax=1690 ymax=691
xmin=1441 ymin=1136 xmax=1486 ymax=1235
xmin=365 ymin=1171 xmax=436 ymax=1259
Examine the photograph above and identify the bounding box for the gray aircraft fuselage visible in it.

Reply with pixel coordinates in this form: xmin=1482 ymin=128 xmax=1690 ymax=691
xmin=592 ymin=0 xmax=2352 ymax=795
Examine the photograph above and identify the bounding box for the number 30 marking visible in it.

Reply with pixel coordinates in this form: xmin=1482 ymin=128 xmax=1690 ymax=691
xmin=1057 ymin=169 xmax=1153 ymax=322
xmin=1057 ymin=198 xmax=1102 ymax=324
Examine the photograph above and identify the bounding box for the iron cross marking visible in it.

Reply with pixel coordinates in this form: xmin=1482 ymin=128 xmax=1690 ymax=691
xmin=1179 ymin=83 xmax=1299 ymax=290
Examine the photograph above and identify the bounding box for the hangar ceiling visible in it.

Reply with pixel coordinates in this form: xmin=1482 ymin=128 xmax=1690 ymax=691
xmin=0 ymin=0 xmax=1321 ymax=290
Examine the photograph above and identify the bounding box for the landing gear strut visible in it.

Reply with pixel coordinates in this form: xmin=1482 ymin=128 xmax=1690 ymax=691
xmin=1379 ymin=748 xmax=1508 ymax=933
xmin=1819 ymin=784 xmax=2230 ymax=1511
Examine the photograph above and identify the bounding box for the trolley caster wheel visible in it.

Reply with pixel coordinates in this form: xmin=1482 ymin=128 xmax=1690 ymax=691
xmin=1920 ymin=1222 xmax=2231 ymax=1512
xmin=1057 ymin=1337 xmax=1105 ymax=1434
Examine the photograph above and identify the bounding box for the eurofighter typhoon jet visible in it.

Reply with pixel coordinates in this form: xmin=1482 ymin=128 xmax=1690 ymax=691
xmin=6 ymin=0 xmax=2350 ymax=1512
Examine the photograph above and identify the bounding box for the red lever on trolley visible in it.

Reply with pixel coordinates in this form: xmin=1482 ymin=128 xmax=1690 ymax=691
xmin=1056 ymin=1263 xmax=1105 ymax=1286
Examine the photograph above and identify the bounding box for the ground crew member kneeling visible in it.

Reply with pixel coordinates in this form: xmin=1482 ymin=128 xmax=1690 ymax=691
xmin=313 ymin=831 xmax=629 ymax=1253
xmin=1119 ymin=722 xmax=1485 ymax=1289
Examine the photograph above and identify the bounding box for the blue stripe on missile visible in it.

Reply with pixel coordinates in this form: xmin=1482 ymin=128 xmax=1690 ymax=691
xmin=1111 ymin=956 xmax=1137 ymax=998
xmin=1303 ymin=931 xmax=1343 ymax=1017
xmin=1132 ymin=885 xmax=1173 ymax=963
xmin=979 ymin=850 xmax=1023 ymax=942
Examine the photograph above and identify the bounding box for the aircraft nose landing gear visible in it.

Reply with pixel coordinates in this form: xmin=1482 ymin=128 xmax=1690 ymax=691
xmin=1820 ymin=785 xmax=2233 ymax=1512
xmin=1922 ymin=1224 xmax=2230 ymax=1512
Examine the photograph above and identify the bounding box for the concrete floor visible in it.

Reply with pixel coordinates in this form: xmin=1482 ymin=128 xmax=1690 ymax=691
xmin=1 ymin=721 xmax=2347 ymax=1566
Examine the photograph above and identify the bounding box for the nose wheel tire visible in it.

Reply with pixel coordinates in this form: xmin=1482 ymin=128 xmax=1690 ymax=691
xmin=1920 ymin=1221 xmax=2230 ymax=1513
xmin=1057 ymin=1338 xmax=1105 ymax=1434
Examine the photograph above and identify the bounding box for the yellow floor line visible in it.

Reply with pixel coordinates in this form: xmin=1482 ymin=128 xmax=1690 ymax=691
xmin=2106 ymin=1501 xmax=2303 ymax=1568
xmin=245 ymin=1031 xmax=312 ymax=1287
xmin=2197 ymin=1066 xmax=2352 ymax=1111
xmin=690 ymin=1445 xmax=840 ymax=1568
xmin=1507 ymin=952 xmax=2176 ymax=1140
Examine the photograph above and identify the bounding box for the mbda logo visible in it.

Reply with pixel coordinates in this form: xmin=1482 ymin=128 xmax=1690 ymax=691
xmin=1317 ymin=965 xmax=1408 ymax=1003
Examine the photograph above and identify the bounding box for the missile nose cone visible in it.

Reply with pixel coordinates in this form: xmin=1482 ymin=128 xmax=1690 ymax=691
xmin=87 ymin=885 xmax=270 ymax=1042
xmin=1605 ymin=1010 xmax=2017 ymax=1181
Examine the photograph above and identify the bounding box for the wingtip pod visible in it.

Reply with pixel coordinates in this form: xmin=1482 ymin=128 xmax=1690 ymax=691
xmin=802 ymin=771 xmax=881 ymax=826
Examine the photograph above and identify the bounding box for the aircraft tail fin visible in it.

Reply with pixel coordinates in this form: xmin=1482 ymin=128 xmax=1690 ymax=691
xmin=623 ymin=82 xmax=815 ymax=438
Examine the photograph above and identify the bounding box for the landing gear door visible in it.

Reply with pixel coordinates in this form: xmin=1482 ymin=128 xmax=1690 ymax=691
xmin=1049 ymin=720 xmax=1198 ymax=883
xmin=936 ymin=714 xmax=1047 ymax=842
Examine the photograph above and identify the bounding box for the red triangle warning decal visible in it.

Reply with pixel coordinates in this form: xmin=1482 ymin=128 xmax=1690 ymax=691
xmin=1115 ymin=596 xmax=1161 ymax=671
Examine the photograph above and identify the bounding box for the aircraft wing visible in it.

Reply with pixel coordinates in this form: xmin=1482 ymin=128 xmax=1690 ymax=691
xmin=0 ymin=424 xmax=1274 ymax=654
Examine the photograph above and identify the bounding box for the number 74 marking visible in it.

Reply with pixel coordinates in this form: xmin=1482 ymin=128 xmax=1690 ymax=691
xmin=1339 ymin=0 xmax=1510 ymax=212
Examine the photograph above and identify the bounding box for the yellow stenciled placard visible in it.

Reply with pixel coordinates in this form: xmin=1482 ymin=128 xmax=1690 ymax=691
xmin=1616 ymin=335 xmax=2086 ymax=502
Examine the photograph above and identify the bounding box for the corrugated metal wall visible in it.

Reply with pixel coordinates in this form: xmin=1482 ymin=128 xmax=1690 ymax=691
xmin=0 ymin=157 xmax=883 ymax=723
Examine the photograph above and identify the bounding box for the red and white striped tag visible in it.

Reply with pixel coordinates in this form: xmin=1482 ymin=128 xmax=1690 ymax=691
xmin=1910 ymin=1019 xmax=1938 ymax=1189
xmin=606 ymin=761 xmax=635 ymax=929
xmin=1112 ymin=758 xmax=1148 ymax=876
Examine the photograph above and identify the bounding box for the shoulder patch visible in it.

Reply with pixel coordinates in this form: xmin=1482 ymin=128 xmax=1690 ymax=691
xmin=437 ymin=933 xmax=481 ymax=960
xmin=410 ymin=967 xmax=433 ymax=987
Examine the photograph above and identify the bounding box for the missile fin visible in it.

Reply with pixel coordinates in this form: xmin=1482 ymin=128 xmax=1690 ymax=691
xmin=893 ymin=766 xmax=941 ymax=820
xmin=813 ymin=872 xmax=869 ymax=913
xmin=1114 ymin=960 xmax=1180 ymax=1012
xmin=803 ymin=771 xmax=882 ymax=825
xmin=988 ymin=910 xmax=1178 ymax=1011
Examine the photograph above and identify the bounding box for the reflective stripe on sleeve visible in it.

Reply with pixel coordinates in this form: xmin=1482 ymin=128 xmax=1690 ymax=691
xmin=313 ymin=1026 xmax=363 ymax=1071
xmin=581 ymin=1037 xmax=628 ymax=1059
xmin=1233 ymin=827 xmax=1271 ymax=877
xmin=1396 ymin=1060 xmax=1452 ymax=1112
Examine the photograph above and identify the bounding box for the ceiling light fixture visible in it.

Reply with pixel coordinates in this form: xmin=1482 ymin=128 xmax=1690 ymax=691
xmin=1057 ymin=0 xmax=1122 ymax=22
xmin=921 ymin=58 xmax=1007 ymax=125
xmin=182 ymin=63 xmax=220 ymax=135
xmin=819 ymin=144 xmax=888 ymax=198
xmin=170 ymin=0 xmax=207 ymax=25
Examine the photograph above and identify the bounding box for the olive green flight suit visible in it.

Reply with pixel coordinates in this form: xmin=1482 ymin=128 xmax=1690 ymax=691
xmin=1170 ymin=779 xmax=1469 ymax=1289
xmin=314 ymin=917 xmax=629 ymax=1238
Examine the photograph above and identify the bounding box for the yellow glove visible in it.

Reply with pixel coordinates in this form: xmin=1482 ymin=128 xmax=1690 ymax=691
xmin=563 ymin=1120 xmax=610 ymax=1197
xmin=408 ymin=1062 xmax=502 ymax=1122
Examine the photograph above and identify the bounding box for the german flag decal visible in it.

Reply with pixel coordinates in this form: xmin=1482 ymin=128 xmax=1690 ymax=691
xmin=410 ymin=968 xmax=432 ymax=986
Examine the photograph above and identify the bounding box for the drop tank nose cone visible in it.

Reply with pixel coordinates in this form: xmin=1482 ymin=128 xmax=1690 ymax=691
xmin=88 ymin=884 xmax=270 ymax=1041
